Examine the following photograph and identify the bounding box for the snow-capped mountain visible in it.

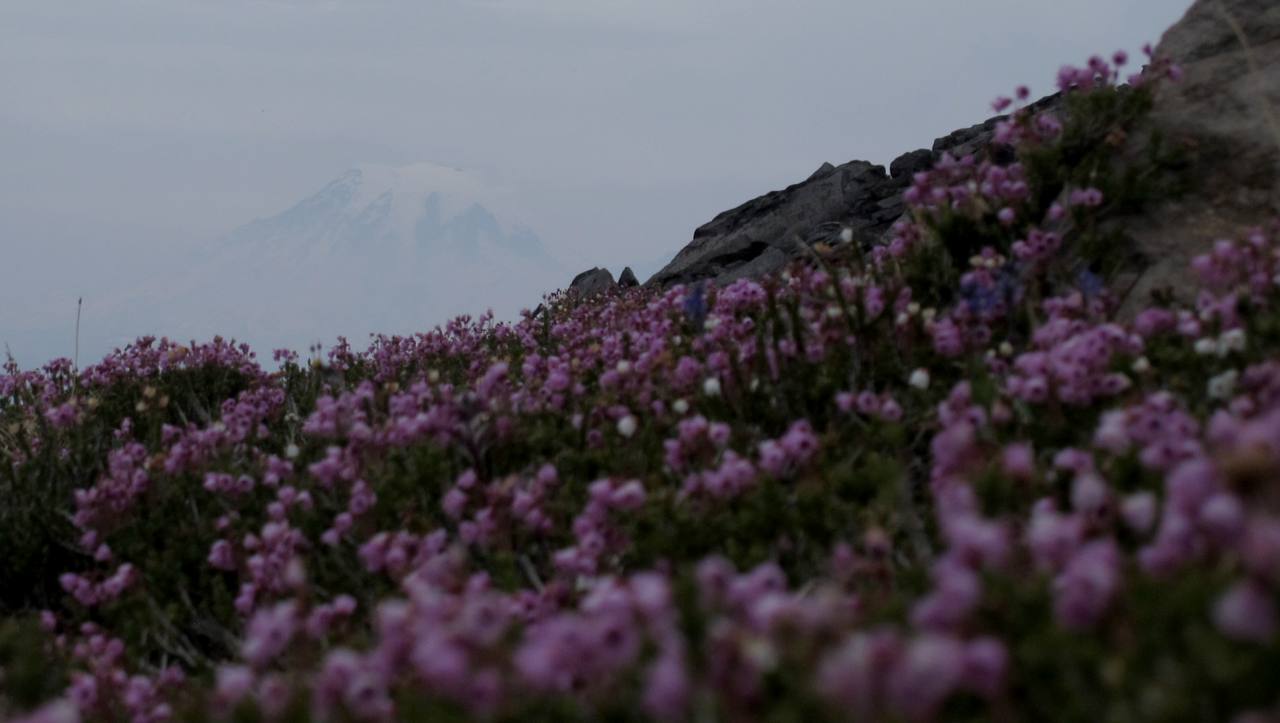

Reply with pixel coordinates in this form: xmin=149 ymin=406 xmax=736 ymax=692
xmin=224 ymin=163 xmax=553 ymax=264
xmin=86 ymin=163 xmax=565 ymax=359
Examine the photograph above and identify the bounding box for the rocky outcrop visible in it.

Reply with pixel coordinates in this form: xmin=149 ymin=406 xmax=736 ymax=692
xmin=645 ymin=160 xmax=905 ymax=287
xmin=568 ymin=267 xmax=617 ymax=297
xmin=647 ymin=98 xmax=1059 ymax=288
xmin=617 ymin=267 xmax=639 ymax=288
xmin=1119 ymin=0 xmax=1280 ymax=311
xmin=648 ymin=0 xmax=1280 ymax=297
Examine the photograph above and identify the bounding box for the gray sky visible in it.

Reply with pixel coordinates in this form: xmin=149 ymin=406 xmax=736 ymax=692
xmin=1 ymin=0 xmax=1191 ymax=366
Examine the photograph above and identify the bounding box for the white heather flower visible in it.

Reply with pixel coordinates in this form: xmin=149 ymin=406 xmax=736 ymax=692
xmin=749 ymin=377 xmax=761 ymax=392
xmin=1208 ymin=370 xmax=1240 ymax=400
xmin=284 ymin=558 xmax=307 ymax=588
xmin=703 ymin=377 xmax=722 ymax=397
xmin=998 ymin=341 xmax=1014 ymax=357
xmin=285 ymin=444 xmax=301 ymax=459
xmin=826 ymin=305 xmax=843 ymax=319
xmin=1272 ymin=272 xmax=1280 ymax=287
xmin=742 ymin=636 xmax=778 ymax=671
xmin=571 ymin=413 xmax=584 ymax=430
xmin=671 ymin=335 xmax=683 ymax=346
xmin=672 ymin=399 xmax=690 ymax=415
xmin=1131 ymin=356 xmax=1152 ymax=374
xmin=615 ymin=360 xmax=632 ymax=375
xmin=428 ymin=369 xmax=441 ymax=383
xmin=907 ymin=302 xmax=921 ymax=315
xmin=1199 ymin=309 xmax=1214 ymax=322
xmin=909 ymin=368 xmax=931 ymax=390
xmin=1218 ymin=329 xmax=1247 ymax=356
xmin=921 ymin=308 xmax=937 ymax=323
xmin=1194 ymin=338 xmax=1216 ymax=356
xmin=839 ymin=227 xmax=854 ymax=244
xmin=895 ymin=312 xmax=910 ymax=326
xmin=617 ymin=415 xmax=638 ymax=438
xmin=704 ymin=316 xmax=721 ymax=331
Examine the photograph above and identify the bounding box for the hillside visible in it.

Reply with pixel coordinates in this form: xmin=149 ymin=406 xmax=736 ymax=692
xmin=3 ymin=1 xmax=1280 ymax=721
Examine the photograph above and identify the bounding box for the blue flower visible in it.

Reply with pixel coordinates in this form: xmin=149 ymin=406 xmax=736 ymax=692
xmin=683 ymin=282 xmax=708 ymax=328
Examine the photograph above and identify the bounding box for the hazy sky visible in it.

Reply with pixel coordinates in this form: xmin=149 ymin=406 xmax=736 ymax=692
xmin=1 ymin=0 xmax=1191 ymax=366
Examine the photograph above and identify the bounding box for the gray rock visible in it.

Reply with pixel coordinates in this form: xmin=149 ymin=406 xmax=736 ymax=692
xmin=647 ymin=161 xmax=907 ymax=287
xmin=807 ymin=162 xmax=838 ymax=182
xmin=1119 ymin=0 xmax=1280 ymax=314
xmin=647 ymin=95 xmax=1065 ymax=289
xmin=618 ymin=267 xmax=639 ymax=288
xmin=568 ymin=267 xmax=616 ymax=297
xmin=890 ymin=149 xmax=934 ymax=180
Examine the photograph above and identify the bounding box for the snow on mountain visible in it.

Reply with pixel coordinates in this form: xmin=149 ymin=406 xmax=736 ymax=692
xmin=223 ymin=162 xmax=553 ymax=262
xmin=88 ymin=163 xmax=566 ymax=360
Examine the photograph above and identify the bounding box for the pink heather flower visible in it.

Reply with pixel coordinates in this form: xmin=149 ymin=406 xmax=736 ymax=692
xmin=816 ymin=630 xmax=901 ymax=719
xmin=708 ymin=421 xmax=732 ymax=448
xmin=780 ymin=420 xmax=819 ymax=465
xmin=1199 ymin=493 xmax=1246 ymax=545
xmin=931 ymin=318 xmax=965 ymax=357
xmin=610 ymin=480 xmax=647 ymax=510
xmin=836 ymin=391 xmax=856 ymax=414
xmin=1214 ymin=580 xmax=1277 ymax=643
xmin=911 ymin=558 xmax=981 ymax=630
xmin=214 ymin=665 xmax=255 ymax=708
xmin=856 ymin=391 xmax=881 ymax=416
xmin=863 ymin=286 xmax=886 ymax=320
xmin=695 ymin=556 xmax=735 ymax=606
xmin=1121 ymin=492 xmax=1158 ymax=534
xmin=945 ymin=515 xmax=1010 ymax=570
xmin=758 ymin=440 xmax=788 ymax=477
xmin=886 ymin=635 xmax=966 ymax=721
xmin=1053 ymin=540 xmax=1121 ymax=630
xmin=879 ymin=397 xmax=904 ymax=422
xmin=442 ymin=488 xmax=469 ymax=519
xmin=1165 ymin=458 xmax=1218 ymax=517
xmin=1070 ymin=472 xmax=1109 ymax=517
xmin=1001 ymin=443 xmax=1035 ymax=480
xmin=208 ymin=540 xmax=236 ymax=571
xmin=10 ymin=699 xmax=80 ymax=723
xmin=997 ymin=207 xmax=1017 ymax=226
xmin=960 ymin=637 xmax=1008 ymax=698
xmin=242 ymin=601 xmax=298 ymax=668
xmin=642 ymin=649 xmax=690 ymax=719
xmin=1068 ymin=188 xmax=1104 ymax=208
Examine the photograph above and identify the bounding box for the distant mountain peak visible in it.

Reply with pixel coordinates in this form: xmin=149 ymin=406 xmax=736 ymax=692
xmin=224 ymin=162 xmax=550 ymax=263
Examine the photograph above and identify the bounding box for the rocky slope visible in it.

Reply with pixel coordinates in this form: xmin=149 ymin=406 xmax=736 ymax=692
xmin=619 ymin=0 xmax=1278 ymax=301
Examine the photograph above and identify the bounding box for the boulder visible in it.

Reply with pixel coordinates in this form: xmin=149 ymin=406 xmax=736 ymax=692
xmin=617 ymin=267 xmax=639 ymax=288
xmin=1120 ymin=0 xmax=1280 ymax=312
xmin=568 ymin=267 xmax=616 ymax=297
